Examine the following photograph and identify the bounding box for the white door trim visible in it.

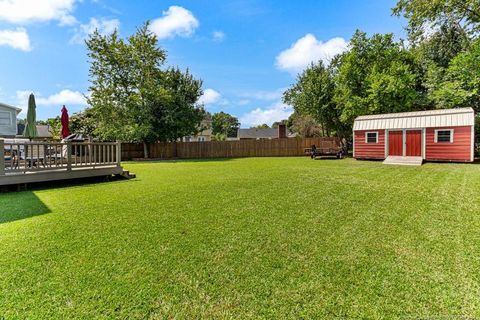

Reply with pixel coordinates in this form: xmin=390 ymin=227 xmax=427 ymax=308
xmin=471 ymin=125 xmax=475 ymax=162
xmin=385 ymin=129 xmax=389 ymax=158
xmin=422 ymin=128 xmax=426 ymax=160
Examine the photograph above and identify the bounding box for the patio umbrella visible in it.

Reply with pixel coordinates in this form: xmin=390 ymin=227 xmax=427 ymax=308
xmin=23 ymin=93 xmax=38 ymax=140
xmin=61 ymin=105 xmax=70 ymax=139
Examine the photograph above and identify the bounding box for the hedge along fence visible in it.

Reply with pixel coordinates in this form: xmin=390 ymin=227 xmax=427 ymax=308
xmin=121 ymin=137 xmax=341 ymax=160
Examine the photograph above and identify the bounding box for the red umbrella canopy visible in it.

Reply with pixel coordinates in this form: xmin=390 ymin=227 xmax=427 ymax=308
xmin=61 ymin=105 xmax=70 ymax=139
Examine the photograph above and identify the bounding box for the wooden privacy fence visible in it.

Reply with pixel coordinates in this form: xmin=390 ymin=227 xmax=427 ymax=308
xmin=121 ymin=138 xmax=341 ymax=160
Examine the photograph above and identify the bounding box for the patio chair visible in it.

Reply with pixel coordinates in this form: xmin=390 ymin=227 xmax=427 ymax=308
xmin=46 ymin=142 xmax=68 ymax=165
xmin=3 ymin=149 xmax=19 ymax=169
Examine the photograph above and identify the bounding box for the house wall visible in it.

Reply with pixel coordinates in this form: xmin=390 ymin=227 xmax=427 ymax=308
xmin=0 ymin=105 xmax=17 ymax=137
xmin=425 ymin=126 xmax=473 ymax=162
xmin=354 ymin=129 xmax=385 ymax=159
xmin=182 ymin=124 xmax=212 ymax=142
xmin=187 ymin=135 xmax=211 ymax=142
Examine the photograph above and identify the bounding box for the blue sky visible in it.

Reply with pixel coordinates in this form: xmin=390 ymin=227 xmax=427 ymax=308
xmin=0 ymin=0 xmax=405 ymax=127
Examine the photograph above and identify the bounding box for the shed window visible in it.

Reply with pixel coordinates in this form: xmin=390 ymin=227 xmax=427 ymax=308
xmin=365 ymin=132 xmax=378 ymax=143
xmin=0 ymin=111 xmax=11 ymax=126
xmin=435 ymin=129 xmax=453 ymax=143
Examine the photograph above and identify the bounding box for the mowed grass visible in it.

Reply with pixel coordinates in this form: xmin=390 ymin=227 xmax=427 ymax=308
xmin=1 ymin=158 xmax=480 ymax=319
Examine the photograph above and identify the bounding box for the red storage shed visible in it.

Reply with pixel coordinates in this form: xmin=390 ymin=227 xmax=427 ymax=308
xmin=353 ymin=108 xmax=475 ymax=164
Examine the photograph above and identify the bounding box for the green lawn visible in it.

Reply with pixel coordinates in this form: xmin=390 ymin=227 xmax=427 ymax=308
xmin=1 ymin=158 xmax=480 ymax=318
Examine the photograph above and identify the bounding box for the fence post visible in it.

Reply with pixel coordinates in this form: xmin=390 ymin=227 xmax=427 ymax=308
xmin=116 ymin=141 xmax=121 ymax=166
xmin=0 ymin=139 xmax=5 ymax=176
xmin=66 ymin=141 xmax=72 ymax=171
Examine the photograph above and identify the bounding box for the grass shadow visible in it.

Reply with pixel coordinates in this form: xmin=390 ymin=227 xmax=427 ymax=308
xmin=0 ymin=175 xmax=133 ymax=193
xmin=0 ymin=191 xmax=51 ymax=224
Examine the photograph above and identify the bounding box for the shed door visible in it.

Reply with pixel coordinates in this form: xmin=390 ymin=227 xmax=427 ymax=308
xmin=406 ymin=130 xmax=422 ymax=157
xmin=388 ymin=131 xmax=403 ymax=156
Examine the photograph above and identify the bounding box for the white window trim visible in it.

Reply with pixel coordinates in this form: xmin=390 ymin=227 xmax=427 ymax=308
xmin=365 ymin=131 xmax=378 ymax=144
xmin=434 ymin=129 xmax=454 ymax=143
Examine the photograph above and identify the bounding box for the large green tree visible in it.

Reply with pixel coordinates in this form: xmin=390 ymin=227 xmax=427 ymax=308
xmin=86 ymin=23 xmax=204 ymax=157
xmin=283 ymin=61 xmax=342 ymax=137
xmin=413 ymin=22 xmax=471 ymax=68
xmin=286 ymin=112 xmax=323 ymax=138
xmin=211 ymin=112 xmax=240 ymax=138
xmin=393 ymin=0 xmax=480 ymax=43
xmin=429 ymin=39 xmax=480 ymax=111
xmin=333 ymin=31 xmax=422 ymax=128
xmin=70 ymin=109 xmax=96 ymax=136
xmin=283 ymin=31 xmax=426 ymax=141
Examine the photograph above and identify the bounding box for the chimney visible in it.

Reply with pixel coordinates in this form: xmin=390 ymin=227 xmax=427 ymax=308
xmin=278 ymin=124 xmax=287 ymax=139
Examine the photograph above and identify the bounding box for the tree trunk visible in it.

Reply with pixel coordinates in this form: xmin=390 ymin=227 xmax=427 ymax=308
xmin=143 ymin=141 xmax=149 ymax=159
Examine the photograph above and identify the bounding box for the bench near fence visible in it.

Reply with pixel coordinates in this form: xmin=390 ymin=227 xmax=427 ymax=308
xmin=122 ymin=138 xmax=342 ymax=160
xmin=0 ymin=140 xmax=124 ymax=186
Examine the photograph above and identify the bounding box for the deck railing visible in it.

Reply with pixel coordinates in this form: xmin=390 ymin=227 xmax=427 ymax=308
xmin=0 ymin=140 xmax=121 ymax=176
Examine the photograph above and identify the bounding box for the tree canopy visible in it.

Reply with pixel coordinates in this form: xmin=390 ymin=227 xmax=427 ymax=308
xmin=284 ymin=1 xmax=480 ymax=141
xmin=284 ymin=31 xmax=424 ymax=139
xmin=85 ymin=23 xmax=204 ymax=157
xmin=393 ymin=0 xmax=480 ymax=43
xmin=283 ymin=60 xmax=340 ymax=137
xmin=211 ymin=112 xmax=240 ymax=139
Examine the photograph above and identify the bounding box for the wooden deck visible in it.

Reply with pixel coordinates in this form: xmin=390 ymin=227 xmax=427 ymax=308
xmin=0 ymin=140 xmax=125 ymax=186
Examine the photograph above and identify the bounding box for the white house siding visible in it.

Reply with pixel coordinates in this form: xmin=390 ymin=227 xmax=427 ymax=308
xmin=0 ymin=104 xmax=21 ymax=137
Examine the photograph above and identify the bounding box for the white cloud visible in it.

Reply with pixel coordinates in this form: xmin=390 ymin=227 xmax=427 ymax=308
xmin=0 ymin=28 xmax=31 ymax=51
xmin=212 ymin=31 xmax=225 ymax=42
xmin=0 ymin=0 xmax=78 ymax=25
xmin=240 ymin=101 xmax=293 ymax=127
xmin=16 ymin=89 xmax=86 ymax=107
xmin=276 ymin=34 xmax=348 ymax=74
xmin=70 ymin=17 xmax=120 ymax=44
xmin=149 ymin=6 xmax=199 ymax=40
xmin=198 ymin=88 xmax=221 ymax=105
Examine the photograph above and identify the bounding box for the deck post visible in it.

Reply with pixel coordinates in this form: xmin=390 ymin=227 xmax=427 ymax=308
xmin=66 ymin=141 xmax=72 ymax=171
xmin=0 ymin=139 xmax=5 ymax=176
xmin=116 ymin=141 xmax=121 ymax=167
xmin=88 ymin=137 xmax=93 ymax=165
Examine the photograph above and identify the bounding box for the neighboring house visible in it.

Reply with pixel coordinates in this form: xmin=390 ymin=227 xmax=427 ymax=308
xmin=237 ymin=124 xmax=294 ymax=140
xmin=36 ymin=125 xmax=53 ymax=139
xmin=182 ymin=117 xmax=212 ymax=142
xmin=0 ymin=103 xmax=21 ymax=137
xmin=353 ymin=107 xmax=475 ymax=163
xmin=16 ymin=124 xmax=53 ymax=139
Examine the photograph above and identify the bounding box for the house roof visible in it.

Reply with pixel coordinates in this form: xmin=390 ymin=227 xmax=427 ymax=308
xmin=36 ymin=125 xmax=53 ymax=138
xmin=0 ymin=102 xmax=22 ymax=114
xmin=16 ymin=124 xmax=53 ymax=138
xmin=353 ymin=107 xmax=475 ymax=131
xmin=238 ymin=128 xmax=279 ymax=139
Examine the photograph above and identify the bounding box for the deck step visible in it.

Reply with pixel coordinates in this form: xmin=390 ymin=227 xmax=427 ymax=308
xmin=120 ymin=170 xmax=136 ymax=179
xmin=383 ymin=156 xmax=423 ymax=166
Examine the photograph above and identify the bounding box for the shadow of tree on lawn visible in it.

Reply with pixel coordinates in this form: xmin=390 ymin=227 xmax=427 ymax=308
xmin=0 ymin=191 xmax=51 ymax=224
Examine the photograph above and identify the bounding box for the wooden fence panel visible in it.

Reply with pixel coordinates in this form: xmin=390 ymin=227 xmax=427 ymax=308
xmin=122 ymin=137 xmax=340 ymax=160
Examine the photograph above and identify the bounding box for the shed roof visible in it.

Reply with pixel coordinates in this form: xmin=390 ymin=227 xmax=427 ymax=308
xmin=0 ymin=102 xmax=22 ymax=114
xmin=353 ymin=107 xmax=475 ymax=131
